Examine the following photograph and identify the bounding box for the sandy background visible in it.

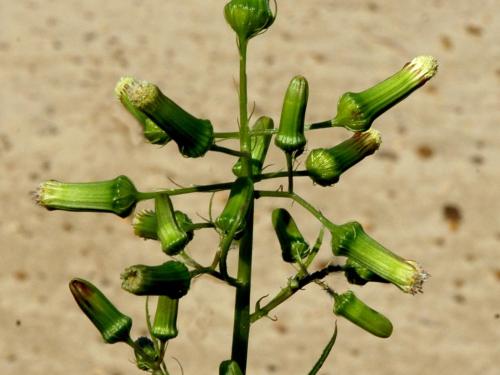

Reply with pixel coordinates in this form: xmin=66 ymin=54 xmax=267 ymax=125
xmin=1 ymin=0 xmax=499 ymax=374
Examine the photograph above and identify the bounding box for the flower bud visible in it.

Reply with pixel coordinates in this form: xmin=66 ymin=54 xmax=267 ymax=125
xmin=69 ymin=278 xmax=132 ymax=344
xmin=122 ymin=78 xmax=214 ymax=158
xmin=275 ymin=76 xmax=308 ymax=156
xmin=272 ymin=208 xmax=309 ymax=263
xmin=36 ymin=175 xmax=138 ymax=218
xmin=333 ymin=291 xmax=393 ymax=338
xmin=152 ymin=296 xmax=179 ymax=341
xmin=215 ymin=178 xmax=254 ymax=237
xmin=121 ymin=261 xmax=191 ymax=299
xmin=134 ymin=336 xmax=159 ymax=371
xmin=305 ymin=130 xmax=381 ymax=186
xmin=333 ymin=56 xmax=438 ymax=132
xmin=133 ymin=209 xmax=195 ymax=242
xmin=344 ymin=258 xmax=389 ymax=286
xmin=156 ymin=195 xmax=189 ymax=255
xmin=232 ymin=116 xmax=274 ymax=177
xmin=330 ymin=221 xmax=428 ymax=294
xmin=224 ymin=0 xmax=275 ymax=41
xmin=115 ymin=76 xmax=171 ymax=145
xmin=219 ymin=360 xmax=243 ymax=375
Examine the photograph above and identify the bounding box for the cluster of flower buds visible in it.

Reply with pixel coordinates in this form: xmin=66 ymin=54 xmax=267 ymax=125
xmin=35 ymin=175 xmax=138 ymax=217
xmin=272 ymin=208 xmax=309 ymax=263
xmin=330 ymin=221 xmax=428 ymax=294
xmin=333 ymin=291 xmax=393 ymax=338
xmin=275 ymin=75 xmax=309 ymax=157
xmin=224 ymin=0 xmax=275 ymax=41
xmin=69 ymin=279 xmax=133 ymax=344
xmin=121 ymin=261 xmax=191 ymax=299
xmin=116 ymin=77 xmax=214 ymax=158
xmin=332 ymin=56 xmax=438 ymax=132
xmin=133 ymin=337 xmax=159 ymax=371
xmin=215 ymin=177 xmax=254 ymax=238
xmin=306 ymin=129 xmax=381 ymax=186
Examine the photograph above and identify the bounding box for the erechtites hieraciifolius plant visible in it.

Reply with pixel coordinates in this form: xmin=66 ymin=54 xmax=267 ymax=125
xmin=35 ymin=1 xmax=437 ymax=374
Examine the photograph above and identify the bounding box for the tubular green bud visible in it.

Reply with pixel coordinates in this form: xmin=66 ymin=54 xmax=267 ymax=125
xmin=333 ymin=291 xmax=393 ymax=338
xmin=232 ymin=116 xmax=274 ymax=177
xmin=156 ymin=195 xmax=189 ymax=255
xmin=69 ymin=278 xmax=132 ymax=344
xmin=272 ymin=208 xmax=309 ymax=263
xmin=36 ymin=175 xmax=137 ymax=218
xmin=134 ymin=209 xmax=194 ymax=244
xmin=215 ymin=178 xmax=254 ymax=236
xmin=152 ymin=296 xmax=179 ymax=341
xmin=219 ymin=360 xmax=243 ymax=375
xmin=224 ymin=0 xmax=275 ymax=41
xmin=122 ymin=78 xmax=214 ymax=158
xmin=344 ymin=258 xmax=389 ymax=286
xmin=275 ymin=75 xmax=309 ymax=155
xmin=305 ymin=129 xmax=381 ymax=186
xmin=115 ymin=76 xmax=171 ymax=145
xmin=333 ymin=56 xmax=438 ymax=132
xmin=121 ymin=261 xmax=191 ymax=299
xmin=134 ymin=336 xmax=159 ymax=371
xmin=331 ymin=221 xmax=428 ymax=294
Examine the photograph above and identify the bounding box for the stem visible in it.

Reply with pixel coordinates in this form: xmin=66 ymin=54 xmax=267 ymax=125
xmin=258 ymin=170 xmax=309 ymax=181
xmin=135 ymin=171 xmax=310 ymax=202
xmin=210 ymin=144 xmax=249 ymax=157
xmin=255 ymin=190 xmax=337 ymax=229
xmin=231 ymin=201 xmax=254 ymax=371
xmin=250 ymin=265 xmax=343 ymax=323
xmin=135 ymin=182 xmax=234 ymax=201
xmin=285 ymin=153 xmax=294 ymax=193
xmin=213 ymin=120 xmax=334 ymax=139
xmin=230 ymin=36 xmax=253 ymax=374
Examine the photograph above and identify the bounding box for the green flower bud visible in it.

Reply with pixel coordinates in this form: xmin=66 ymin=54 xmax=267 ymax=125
xmin=152 ymin=296 xmax=179 ymax=341
xmin=232 ymin=116 xmax=274 ymax=177
xmin=305 ymin=130 xmax=381 ymax=186
xmin=122 ymin=78 xmax=214 ymax=158
xmin=333 ymin=56 xmax=438 ymax=132
xmin=272 ymin=208 xmax=309 ymax=263
xmin=224 ymin=0 xmax=275 ymax=41
xmin=134 ymin=336 xmax=159 ymax=371
xmin=331 ymin=221 xmax=428 ymax=294
xmin=344 ymin=258 xmax=389 ymax=286
xmin=120 ymin=261 xmax=191 ymax=299
xmin=333 ymin=291 xmax=393 ymax=338
xmin=156 ymin=195 xmax=189 ymax=255
xmin=219 ymin=360 xmax=243 ymax=375
xmin=133 ymin=209 xmax=195 ymax=242
xmin=215 ymin=178 xmax=254 ymax=237
xmin=275 ymin=76 xmax=309 ymax=155
xmin=36 ymin=175 xmax=137 ymax=218
xmin=115 ymin=76 xmax=171 ymax=145
xmin=69 ymin=278 xmax=132 ymax=344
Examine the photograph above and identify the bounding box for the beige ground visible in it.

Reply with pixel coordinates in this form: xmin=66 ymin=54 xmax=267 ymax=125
xmin=1 ymin=0 xmax=499 ymax=374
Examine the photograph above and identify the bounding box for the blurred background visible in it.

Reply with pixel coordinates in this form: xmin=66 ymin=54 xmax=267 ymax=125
xmin=1 ymin=0 xmax=499 ymax=374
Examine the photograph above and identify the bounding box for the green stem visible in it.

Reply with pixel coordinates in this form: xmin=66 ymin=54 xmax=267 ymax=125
xmin=213 ymin=120 xmax=333 ymax=139
xmin=230 ymin=36 xmax=253 ymax=374
xmin=135 ymin=182 xmax=234 ymax=201
xmin=250 ymin=265 xmax=343 ymax=323
xmin=285 ymin=153 xmax=294 ymax=193
xmin=135 ymin=171 xmax=310 ymax=201
xmin=231 ymin=201 xmax=254 ymax=371
xmin=255 ymin=190 xmax=337 ymax=229
xmin=210 ymin=144 xmax=249 ymax=157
